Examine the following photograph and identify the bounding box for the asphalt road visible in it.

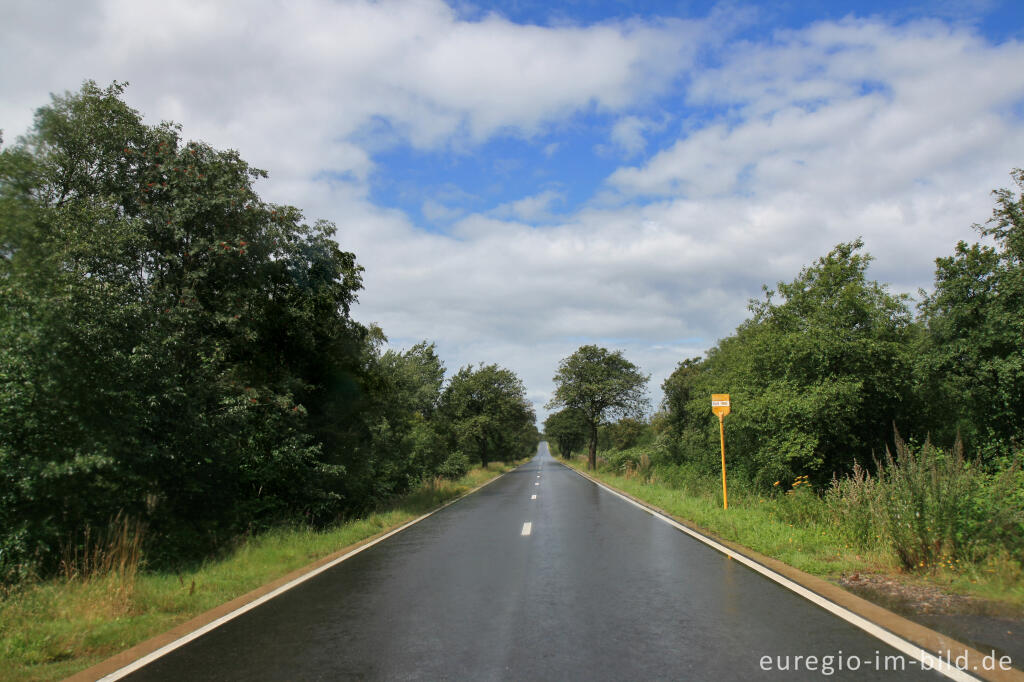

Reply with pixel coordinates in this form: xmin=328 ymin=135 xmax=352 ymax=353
xmin=123 ymin=443 xmax=944 ymax=680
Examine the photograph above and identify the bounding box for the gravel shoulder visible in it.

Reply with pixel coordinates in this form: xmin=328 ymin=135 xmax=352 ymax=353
xmin=838 ymin=572 xmax=1024 ymax=666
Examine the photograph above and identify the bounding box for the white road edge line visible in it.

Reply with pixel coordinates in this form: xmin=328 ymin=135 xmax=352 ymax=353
xmin=521 ymin=522 xmax=532 ymax=536
xmin=98 ymin=466 xmax=517 ymax=681
xmin=563 ymin=465 xmax=980 ymax=682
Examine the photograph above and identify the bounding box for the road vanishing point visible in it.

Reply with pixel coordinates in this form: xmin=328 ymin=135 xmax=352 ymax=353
xmin=112 ymin=443 xmax=951 ymax=680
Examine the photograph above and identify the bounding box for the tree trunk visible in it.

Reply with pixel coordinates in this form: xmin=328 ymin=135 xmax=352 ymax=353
xmin=588 ymin=423 xmax=598 ymax=470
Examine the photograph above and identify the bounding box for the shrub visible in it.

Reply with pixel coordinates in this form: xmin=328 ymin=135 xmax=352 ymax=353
xmin=436 ymin=451 xmax=470 ymax=480
xmin=874 ymin=433 xmax=1021 ymax=570
xmin=824 ymin=461 xmax=883 ymax=550
xmin=598 ymin=443 xmax=672 ymax=484
xmin=600 ymin=447 xmax=641 ymax=474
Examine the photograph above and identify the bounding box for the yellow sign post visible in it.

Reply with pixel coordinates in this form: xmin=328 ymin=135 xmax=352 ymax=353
xmin=711 ymin=394 xmax=730 ymax=510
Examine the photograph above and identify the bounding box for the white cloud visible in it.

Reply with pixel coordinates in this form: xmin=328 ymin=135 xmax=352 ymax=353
xmin=346 ymin=18 xmax=1024 ymax=418
xmin=602 ymin=19 xmax=1024 ymax=292
xmin=490 ymin=189 xmax=566 ymax=221
xmin=608 ymin=114 xmax=668 ymax=157
xmin=422 ymin=199 xmax=465 ymax=223
xmin=2 ymin=0 xmax=706 ymax=198
xmin=610 ymin=19 xmax=1024 ymax=202
xmin=3 ymin=6 xmax=1024 ymax=421
xmin=610 ymin=116 xmax=648 ymax=157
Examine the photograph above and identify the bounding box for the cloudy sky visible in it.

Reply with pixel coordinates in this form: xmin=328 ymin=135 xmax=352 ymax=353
xmin=3 ymin=0 xmax=1024 ymax=421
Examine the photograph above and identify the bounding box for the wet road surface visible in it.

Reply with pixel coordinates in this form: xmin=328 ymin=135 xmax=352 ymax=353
xmin=124 ymin=444 xmax=944 ymax=680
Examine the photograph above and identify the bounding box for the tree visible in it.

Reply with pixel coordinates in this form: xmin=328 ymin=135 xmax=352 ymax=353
xmin=661 ymin=357 xmax=703 ymax=435
xmin=543 ymin=408 xmax=589 ymax=459
xmin=381 ymin=341 xmax=446 ymax=419
xmin=664 ymin=240 xmax=913 ymax=487
xmin=439 ymin=364 xmax=536 ymax=467
xmin=0 ymin=81 xmax=548 ymax=581
xmin=917 ymin=169 xmax=1024 ymax=459
xmin=547 ymin=345 xmax=649 ymax=470
xmin=0 ymin=81 xmax=368 ymax=572
xmin=604 ymin=417 xmax=652 ymax=450
xmin=359 ymin=340 xmax=449 ymax=492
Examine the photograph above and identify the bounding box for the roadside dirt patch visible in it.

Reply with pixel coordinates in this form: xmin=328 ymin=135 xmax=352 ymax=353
xmin=838 ymin=572 xmax=1024 ymax=667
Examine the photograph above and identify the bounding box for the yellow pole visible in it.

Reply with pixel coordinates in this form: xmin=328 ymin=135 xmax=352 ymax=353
xmin=719 ymin=415 xmax=728 ymax=510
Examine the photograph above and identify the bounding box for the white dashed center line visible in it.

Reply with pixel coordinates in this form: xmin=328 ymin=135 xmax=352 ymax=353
xmin=521 ymin=522 xmax=532 ymax=536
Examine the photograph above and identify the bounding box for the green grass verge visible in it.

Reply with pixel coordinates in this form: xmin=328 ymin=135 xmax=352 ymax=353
xmin=562 ymin=456 xmax=1024 ymax=609
xmin=0 ymin=461 xmax=522 ymax=682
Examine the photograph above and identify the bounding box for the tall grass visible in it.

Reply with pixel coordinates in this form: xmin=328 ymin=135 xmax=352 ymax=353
xmin=60 ymin=513 xmax=145 ymax=581
xmin=584 ymin=436 xmax=1023 ymax=585
xmin=824 ymin=461 xmax=881 ymax=549
xmin=826 ymin=433 xmax=1023 ymax=571
xmin=53 ymin=514 xmax=147 ymax=624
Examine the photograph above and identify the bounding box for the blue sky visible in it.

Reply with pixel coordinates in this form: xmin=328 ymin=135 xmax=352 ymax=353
xmin=3 ymin=0 xmax=1024 ymax=419
xmin=367 ymin=117 xmax=619 ymax=229
xmin=362 ymin=0 xmax=1024 ymax=231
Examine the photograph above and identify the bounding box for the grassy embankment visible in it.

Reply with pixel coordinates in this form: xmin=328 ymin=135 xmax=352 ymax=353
xmin=559 ymin=445 xmax=1023 ymax=609
xmin=0 ymin=461 xmax=522 ymax=682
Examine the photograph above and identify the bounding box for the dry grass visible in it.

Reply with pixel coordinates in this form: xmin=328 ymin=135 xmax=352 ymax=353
xmin=56 ymin=513 xmax=146 ymax=617
xmin=622 ymin=451 xmax=653 ymax=482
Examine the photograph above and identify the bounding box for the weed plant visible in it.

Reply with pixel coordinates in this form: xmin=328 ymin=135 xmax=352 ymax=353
xmin=875 ymin=433 xmax=1023 ymax=570
xmin=825 ymin=461 xmax=882 ymax=550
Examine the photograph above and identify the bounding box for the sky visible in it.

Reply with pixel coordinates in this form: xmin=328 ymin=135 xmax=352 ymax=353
xmin=3 ymin=0 xmax=1024 ymax=423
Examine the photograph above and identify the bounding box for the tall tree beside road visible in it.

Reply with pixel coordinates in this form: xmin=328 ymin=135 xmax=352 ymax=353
xmin=543 ymin=408 xmax=589 ymax=459
xmin=547 ymin=345 xmax=649 ymax=470
xmin=917 ymin=169 xmax=1024 ymax=461
xmin=660 ymin=357 xmax=703 ymax=436
xmin=438 ymin=364 xmax=537 ymax=468
xmin=664 ymin=241 xmax=913 ymax=486
xmin=0 ymin=81 xmax=369 ymax=570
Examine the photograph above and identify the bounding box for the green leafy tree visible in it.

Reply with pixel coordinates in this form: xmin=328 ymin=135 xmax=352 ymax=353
xmin=0 ymin=81 xmax=367 ymax=572
xmin=666 ymin=240 xmax=913 ymax=487
xmin=605 ymin=417 xmax=652 ymax=450
xmin=918 ymin=169 xmax=1024 ymax=460
xmin=661 ymin=357 xmax=703 ymax=435
xmin=543 ymin=408 xmax=589 ymax=458
xmin=547 ymin=345 xmax=649 ymax=470
xmin=381 ymin=342 xmax=446 ymax=418
xmin=439 ymin=364 xmax=536 ymax=467
xmin=356 ymin=340 xmax=449 ymax=495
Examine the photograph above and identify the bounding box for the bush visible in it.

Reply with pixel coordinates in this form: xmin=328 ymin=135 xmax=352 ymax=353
xmin=600 ymin=447 xmax=641 ymax=474
xmin=654 ymin=462 xmax=705 ymax=495
xmin=871 ymin=434 xmax=1023 ymax=570
xmin=598 ymin=442 xmax=674 ymax=483
xmin=436 ymin=451 xmax=470 ymax=480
